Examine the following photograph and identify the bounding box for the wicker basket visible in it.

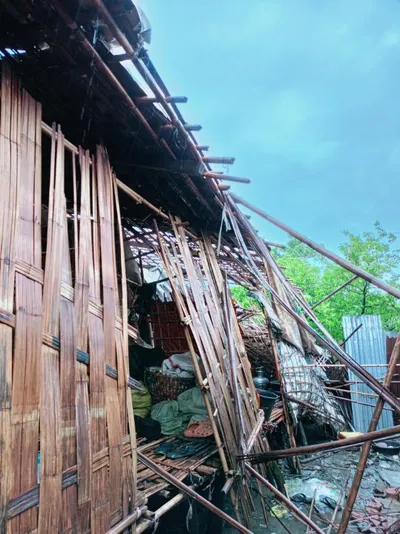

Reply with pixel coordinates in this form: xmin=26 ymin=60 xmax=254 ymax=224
xmin=144 ymin=367 xmax=195 ymax=403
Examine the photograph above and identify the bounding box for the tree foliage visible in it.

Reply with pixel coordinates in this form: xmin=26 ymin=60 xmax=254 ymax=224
xmin=232 ymin=222 xmax=400 ymax=340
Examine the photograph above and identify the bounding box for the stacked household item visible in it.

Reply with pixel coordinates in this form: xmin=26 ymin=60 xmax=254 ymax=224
xmin=129 ymin=345 xmax=214 ymax=447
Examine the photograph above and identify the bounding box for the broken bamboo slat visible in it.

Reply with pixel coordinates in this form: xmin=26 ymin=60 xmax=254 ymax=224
xmin=231 ymin=193 xmax=400 ymax=300
xmin=113 ymin=173 xmax=137 ymax=517
xmin=138 ymin=452 xmax=254 ymax=534
xmin=89 ymin=151 xmax=110 ymax=532
xmin=60 ymin=192 xmax=78 ymax=531
xmin=337 ymin=333 xmax=400 ymax=534
xmin=75 ymin=146 xmax=92 ymax=531
xmin=39 ymin=124 xmax=64 ymax=533
xmin=97 ymin=146 xmax=124 ymax=521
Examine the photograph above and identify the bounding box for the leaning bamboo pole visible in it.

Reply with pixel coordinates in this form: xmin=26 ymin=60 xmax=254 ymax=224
xmin=337 ymin=333 xmax=400 ymax=534
xmin=113 ymin=174 xmax=138 ymax=518
xmin=152 ymin=220 xmax=230 ymax=476
xmin=39 ymin=124 xmax=65 ymax=532
xmin=227 ymin=199 xmax=400 ymax=413
xmin=231 ymin=193 xmax=400 ymax=300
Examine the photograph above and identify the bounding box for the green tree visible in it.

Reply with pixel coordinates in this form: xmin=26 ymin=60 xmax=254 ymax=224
xmin=232 ymin=222 xmax=400 ymax=340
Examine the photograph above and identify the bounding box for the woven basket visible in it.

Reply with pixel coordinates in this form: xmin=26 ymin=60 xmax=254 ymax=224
xmin=144 ymin=367 xmax=195 ymax=403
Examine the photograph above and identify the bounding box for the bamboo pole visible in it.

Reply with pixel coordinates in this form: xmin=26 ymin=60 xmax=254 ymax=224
xmin=241 ymin=422 xmax=400 ymax=462
xmin=105 ymin=505 xmax=147 ymax=534
xmin=245 ymin=464 xmax=325 ymax=534
xmin=337 ymin=334 xmax=400 ymax=534
xmin=138 ymin=452 xmax=254 ymax=534
xmin=231 ymin=193 xmax=400 ymax=300
xmin=311 ymin=275 xmax=358 ymax=309
xmin=326 ymin=471 xmax=351 ymax=534
xmin=204 ymin=172 xmax=251 ymax=184
xmin=305 ymin=490 xmax=317 ymax=534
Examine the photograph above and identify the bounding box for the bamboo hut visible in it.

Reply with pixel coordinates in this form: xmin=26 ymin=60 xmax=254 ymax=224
xmin=2 ymin=2 xmax=400 ymax=534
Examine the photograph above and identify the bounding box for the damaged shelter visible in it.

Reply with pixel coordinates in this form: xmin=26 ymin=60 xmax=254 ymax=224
xmin=1 ymin=1 xmax=400 ymax=533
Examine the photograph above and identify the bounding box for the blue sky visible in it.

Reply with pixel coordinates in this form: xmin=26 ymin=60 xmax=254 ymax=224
xmin=142 ymin=0 xmax=400 ymax=249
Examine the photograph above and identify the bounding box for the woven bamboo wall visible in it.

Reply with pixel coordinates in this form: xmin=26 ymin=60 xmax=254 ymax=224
xmin=0 ymin=64 xmax=137 ymax=533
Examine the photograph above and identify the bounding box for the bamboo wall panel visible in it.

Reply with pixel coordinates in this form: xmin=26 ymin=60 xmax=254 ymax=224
xmin=0 ymin=63 xmax=19 ymax=533
xmin=0 ymin=64 xmax=137 ymax=533
xmin=10 ymin=87 xmax=42 ymax=534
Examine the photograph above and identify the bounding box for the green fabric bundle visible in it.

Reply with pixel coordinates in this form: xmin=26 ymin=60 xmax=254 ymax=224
xmin=131 ymin=383 xmax=152 ymax=418
xmin=177 ymin=386 xmax=208 ymax=424
xmin=151 ymin=400 xmax=191 ymax=436
xmin=151 ymin=387 xmax=210 ymax=436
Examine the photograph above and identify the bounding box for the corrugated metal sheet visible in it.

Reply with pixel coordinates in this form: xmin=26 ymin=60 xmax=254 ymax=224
xmin=342 ymin=315 xmax=394 ymax=432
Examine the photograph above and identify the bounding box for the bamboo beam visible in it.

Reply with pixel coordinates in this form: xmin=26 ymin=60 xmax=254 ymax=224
xmin=245 ymin=464 xmax=325 ymax=534
xmin=217 ymin=184 xmax=230 ymax=191
xmin=242 ymin=422 xmax=400 ymax=462
xmin=205 ymin=172 xmax=251 ymax=184
xmin=137 ymin=452 xmax=253 ymax=534
xmin=135 ymin=96 xmax=188 ymax=105
xmin=195 ymin=145 xmax=209 ymax=151
xmin=231 ymin=193 xmax=400 ymax=300
xmin=116 ymin=179 xmax=169 ymax=221
xmin=337 ymin=334 xmax=400 ymax=534
xmin=311 ymin=275 xmax=358 ymax=309
xmin=202 ymin=157 xmax=235 ymax=165
xmin=184 ymin=124 xmax=202 ymax=132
